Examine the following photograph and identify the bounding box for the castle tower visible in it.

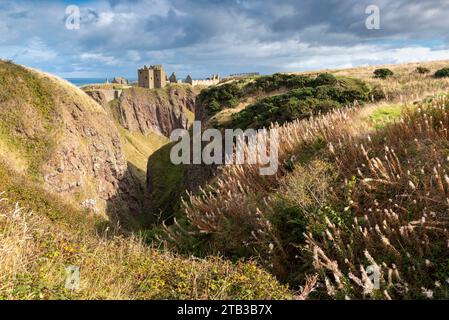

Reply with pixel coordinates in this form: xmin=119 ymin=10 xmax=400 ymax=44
xmin=152 ymin=64 xmax=167 ymax=88
xmin=138 ymin=64 xmax=167 ymax=89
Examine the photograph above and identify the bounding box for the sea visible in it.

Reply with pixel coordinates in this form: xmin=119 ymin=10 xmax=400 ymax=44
xmin=65 ymin=78 xmax=136 ymax=87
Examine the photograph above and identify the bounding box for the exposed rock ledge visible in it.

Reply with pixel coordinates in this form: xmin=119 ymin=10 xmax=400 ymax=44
xmin=87 ymin=85 xmax=198 ymax=138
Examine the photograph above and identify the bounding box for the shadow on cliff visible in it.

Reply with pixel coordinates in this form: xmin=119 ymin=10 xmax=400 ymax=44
xmin=105 ymin=162 xmax=155 ymax=231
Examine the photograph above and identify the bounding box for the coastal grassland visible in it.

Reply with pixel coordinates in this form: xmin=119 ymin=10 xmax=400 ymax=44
xmin=0 ymin=60 xmax=58 ymax=178
xmin=171 ymin=91 xmax=449 ymax=299
xmin=367 ymin=104 xmax=403 ymax=129
xmin=0 ymin=191 xmax=293 ymax=300
xmin=324 ymin=60 xmax=449 ymax=102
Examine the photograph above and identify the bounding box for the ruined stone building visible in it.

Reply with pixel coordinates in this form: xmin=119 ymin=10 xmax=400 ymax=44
xmin=112 ymin=77 xmax=128 ymax=85
xmin=138 ymin=65 xmax=167 ymax=89
xmin=169 ymin=72 xmax=177 ymax=83
xmin=185 ymin=73 xmax=220 ymax=86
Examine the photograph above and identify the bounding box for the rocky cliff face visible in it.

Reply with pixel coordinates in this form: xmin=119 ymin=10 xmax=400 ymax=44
xmin=115 ymin=85 xmax=197 ymax=137
xmin=41 ymin=94 xmax=127 ymax=214
xmin=83 ymin=84 xmax=199 ymax=223
xmin=0 ymin=61 xmax=129 ymax=218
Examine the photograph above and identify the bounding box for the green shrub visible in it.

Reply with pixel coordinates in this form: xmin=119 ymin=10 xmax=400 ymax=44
xmin=199 ymin=82 xmax=244 ymax=114
xmin=246 ymin=73 xmax=313 ymax=94
xmin=435 ymin=67 xmax=449 ymax=78
xmin=416 ymin=66 xmax=431 ymax=74
xmin=373 ymin=68 xmax=394 ymax=79
xmin=200 ymin=74 xmax=319 ymax=116
xmin=231 ymin=76 xmax=371 ymax=129
xmin=313 ymin=73 xmax=337 ymax=86
xmin=370 ymin=85 xmax=386 ymax=101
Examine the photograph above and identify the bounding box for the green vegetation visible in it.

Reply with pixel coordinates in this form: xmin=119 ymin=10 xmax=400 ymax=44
xmin=0 ymin=60 xmax=58 ymax=178
xmin=198 ymin=82 xmax=244 ymax=114
xmin=416 ymin=66 xmax=431 ymax=74
xmin=374 ymin=68 xmax=394 ymax=79
xmin=0 ymin=190 xmax=292 ymax=300
xmin=199 ymin=73 xmax=318 ymax=116
xmin=0 ymin=60 xmax=291 ymax=300
xmin=246 ymin=73 xmax=314 ymax=93
xmin=176 ymin=90 xmax=449 ymax=298
xmin=435 ymin=67 xmax=449 ymax=78
xmin=0 ymin=161 xmax=96 ymax=228
xmin=368 ymin=104 xmax=403 ymax=129
xmin=231 ymin=76 xmax=371 ymax=129
xmin=199 ymin=73 xmax=377 ymax=129
xmin=146 ymin=142 xmax=187 ymax=222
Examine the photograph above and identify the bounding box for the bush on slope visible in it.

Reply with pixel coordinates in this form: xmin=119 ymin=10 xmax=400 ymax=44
xmin=172 ymin=94 xmax=449 ymax=299
xmin=231 ymin=76 xmax=371 ymax=129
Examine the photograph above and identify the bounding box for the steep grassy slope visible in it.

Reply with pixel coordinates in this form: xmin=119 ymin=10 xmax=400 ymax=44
xmin=118 ymin=127 xmax=169 ymax=184
xmin=161 ymin=61 xmax=449 ymax=299
xmin=172 ymin=92 xmax=449 ymax=299
xmin=0 ymin=60 xmax=128 ymax=217
xmin=146 ymin=142 xmax=187 ymax=222
xmin=0 ymin=189 xmax=293 ymax=300
xmin=146 ymin=73 xmax=375 ymax=221
xmin=0 ymin=61 xmax=293 ymax=300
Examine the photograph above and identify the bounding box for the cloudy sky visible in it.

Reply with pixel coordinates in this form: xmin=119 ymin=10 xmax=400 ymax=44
xmin=1 ymin=0 xmax=449 ymax=79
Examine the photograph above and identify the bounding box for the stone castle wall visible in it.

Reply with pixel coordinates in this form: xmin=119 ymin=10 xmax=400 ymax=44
xmin=96 ymin=89 xmax=123 ymax=102
xmin=190 ymin=79 xmax=220 ymax=86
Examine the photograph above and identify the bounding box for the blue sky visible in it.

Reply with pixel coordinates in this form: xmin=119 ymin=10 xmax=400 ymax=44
xmin=1 ymin=0 xmax=449 ymax=79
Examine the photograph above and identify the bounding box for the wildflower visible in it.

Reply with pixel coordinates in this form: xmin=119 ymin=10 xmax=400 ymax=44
xmin=421 ymin=288 xmax=434 ymax=299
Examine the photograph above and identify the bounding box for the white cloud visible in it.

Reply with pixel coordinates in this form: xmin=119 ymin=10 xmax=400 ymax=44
xmin=1 ymin=0 xmax=449 ymax=78
xmin=80 ymin=53 xmax=120 ymax=65
xmin=0 ymin=37 xmax=57 ymax=63
xmin=96 ymin=12 xmax=115 ymax=27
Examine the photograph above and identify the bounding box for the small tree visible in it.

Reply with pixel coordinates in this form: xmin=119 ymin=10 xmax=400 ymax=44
xmin=373 ymin=68 xmax=394 ymax=79
xmin=435 ymin=68 xmax=449 ymax=78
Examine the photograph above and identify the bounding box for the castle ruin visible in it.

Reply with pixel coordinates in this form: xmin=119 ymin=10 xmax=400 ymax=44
xmin=138 ymin=65 xmax=167 ymax=89
xmin=138 ymin=64 xmax=220 ymax=88
xmin=185 ymin=73 xmax=220 ymax=86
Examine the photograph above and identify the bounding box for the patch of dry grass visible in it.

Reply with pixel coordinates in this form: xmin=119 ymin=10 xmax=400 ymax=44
xmin=295 ymin=60 xmax=449 ymax=103
xmin=0 ymin=193 xmax=293 ymax=300
xmin=175 ymin=88 xmax=449 ymax=298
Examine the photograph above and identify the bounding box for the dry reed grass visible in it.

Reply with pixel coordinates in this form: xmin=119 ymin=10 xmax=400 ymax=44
xmin=0 ymin=192 xmax=294 ymax=300
xmin=176 ymin=67 xmax=449 ymax=298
